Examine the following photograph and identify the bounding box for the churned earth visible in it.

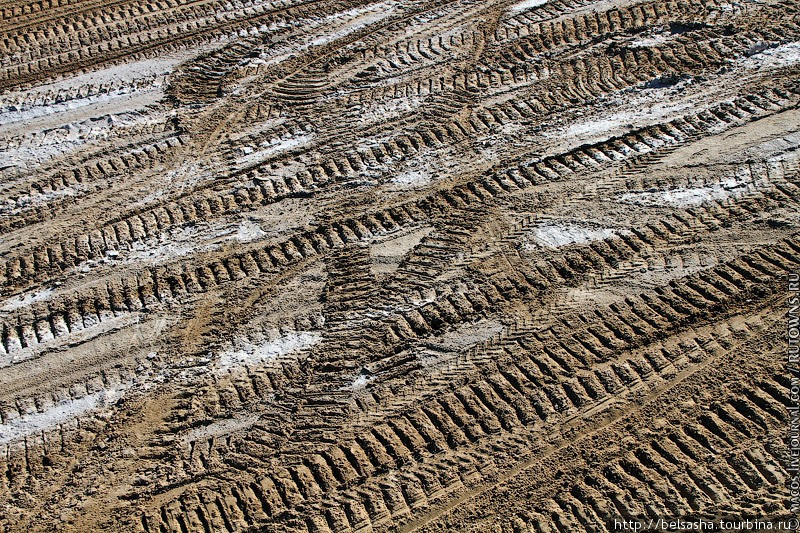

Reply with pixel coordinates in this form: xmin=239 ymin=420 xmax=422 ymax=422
xmin=0 ymin=0 xmax=798 ymax=530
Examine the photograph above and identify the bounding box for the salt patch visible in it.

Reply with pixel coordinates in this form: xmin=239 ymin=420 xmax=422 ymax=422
xmin=216 ymin=331 xmax=321 ymax=371
xmin=128 ymin=224 xmax=225 ymax=263
xmin=236 ymin=134 xmax=314 ymax=166
xmin=532 ymin=224 xmax=622 ymax=247
xmin=309 ymin=2 xmax=398 ymax=47
xmin=249 ymin=2 xmax=397 ymax=67
xmin=564 ymin=99 xmax=692 ymax=140
xmin=1 ymin=288 xmax=54 ymax=312
xmin=0 ymin=387 xmax=125 ymax=445
xmin=350 ymin=373 xmax=373 ymax=389
xmin=743 ymin=42 xmax=800 ymax=70
xmin=630 ymin=32 xmax=672 ymax=48
xmin=235 ymin=219 xmax=266 ymax=242
xmin=0 ymin=85 xmax=159 ymax=125
xmin=129 ymin=239 xmax=217 ymax=263
xmin=390 ymin=170 xmax=431 ymax=186
xmin=619 ymin=177 xmax=749 ymax=207
xmin=508 ymin=0 xmax=548 ymax=15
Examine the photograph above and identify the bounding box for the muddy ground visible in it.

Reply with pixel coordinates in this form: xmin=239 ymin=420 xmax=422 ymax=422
xmin=0 ymin=0 xmax=798 ymax=530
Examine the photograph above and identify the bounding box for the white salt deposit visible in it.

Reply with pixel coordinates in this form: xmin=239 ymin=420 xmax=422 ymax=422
xmin=532 ymin=224 xmax=623 ymax=247
xmin=0 ymin=387 xmax=125 ymax=445
xmin=248 ymin=2 xmax=397 ymax=67
xmin=390 ymin=170 xmax=432 ymax=187
xmin=235 ymin=219 xmax=267 ymax=242
xmin=566 ymin=116 xmax=636 ymax=138
xmin=356 ymin=96 xmax=424 ymax=127
xmin=309 ymin=2 xmax=398 ymax=47
xmin=743 ymin=42 xmax=800 ymax=70
xmin=216 ymin=331 xmax=321 ymax=371
xmin=508 ymin=0 xmax=549 ymax=15
xmin=129 ymin=240 xmax=218 ymax=263
xmin=350 ymin=373 xmax=373 ymax=389
xmin=127 ymin=224 xmax=227 ymax=264
xmin=0 ymin=84 xmax=160 ymax=126
xmin=2 ymin=110 xmax=162 ymax=169
xmin=3 ymin=186 xmax=78 ymax=215
xmin=0 ymin=56 xmax=180 ymax=107
xmin=0 ymin=288 xmax=54 ymax=312
xmin=630 ymin=32 xmax=673 ymax=48
xmin=564 ymin=98 xmax=693 ymax=140
xmin=619 ymin=177 xmax=749 ymax=207
xmin=236 ymin=134 xmax=314 ymax=166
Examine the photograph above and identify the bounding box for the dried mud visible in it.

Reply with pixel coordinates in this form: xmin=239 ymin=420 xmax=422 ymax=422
xmin=0 ymin=0 xmax=798 ymax=531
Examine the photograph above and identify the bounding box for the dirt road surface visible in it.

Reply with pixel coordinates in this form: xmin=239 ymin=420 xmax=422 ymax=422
xmin=0 ymin=0 xmax=798 ymax=530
